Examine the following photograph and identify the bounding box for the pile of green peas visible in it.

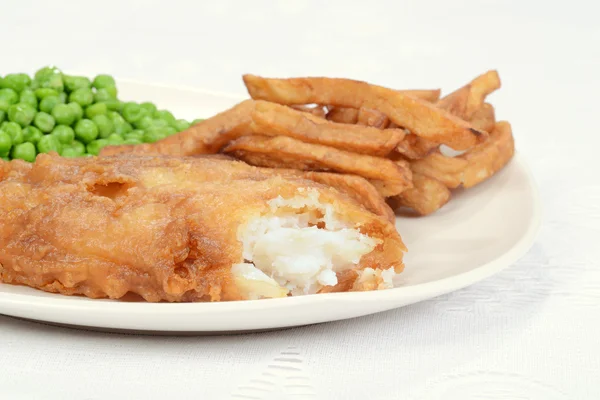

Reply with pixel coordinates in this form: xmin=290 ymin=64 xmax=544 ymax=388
xmin=0 ymin=66 xmax=203 ymax=162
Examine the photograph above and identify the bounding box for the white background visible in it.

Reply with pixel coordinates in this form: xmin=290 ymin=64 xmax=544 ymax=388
xmin=1 ymin=0 xmax=599 ymax=399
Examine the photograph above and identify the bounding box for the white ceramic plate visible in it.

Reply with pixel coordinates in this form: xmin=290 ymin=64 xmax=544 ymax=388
xmin=0 ymin=80 xmax=541 ymax=333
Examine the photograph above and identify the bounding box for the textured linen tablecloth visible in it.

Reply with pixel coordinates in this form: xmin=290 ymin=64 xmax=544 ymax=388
xmin=1 ymin=1 xmax=598 ymax=399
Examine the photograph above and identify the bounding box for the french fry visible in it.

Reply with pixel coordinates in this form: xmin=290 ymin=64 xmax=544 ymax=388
xmin=357 ymin=107 xmax=390 ymax=129
xmin=102 ymin=100 xmax=254 ymax=157
xmin=243 ymin=75 xmax=485 ymax=150
xmin=469 ymin=102 xmax=496 ymax=132
xmin=326 ymin=107 xmax=359 ymax=124
xmin=223 ymin=135 xmax=412 ymax=197
xmin=251 ymin=101 xmax=405 ymax=156
xmin=290 ymin=104 xmax=327 ymax=119
xmin=388 ymin=173 xmax=451 ymax=215
xmin=394 ymin=135 xmax=439 ymax=160
xmin=436 ymin=70 xmax=501 ymax=120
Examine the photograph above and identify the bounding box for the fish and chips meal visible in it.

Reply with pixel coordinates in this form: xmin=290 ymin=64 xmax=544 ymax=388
xmin=0 ymin=67 xmax=515 ymax=302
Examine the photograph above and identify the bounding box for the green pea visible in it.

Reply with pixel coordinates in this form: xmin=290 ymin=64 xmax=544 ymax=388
xmin=39 ymin=96 xmax=61 ymax=114
xmin=164 ymin=126 xmax=177 ymax=136
xmin=37 ymin=134 xmax=62 ymax=154
xmin=68 ymin=102 xmax=84 ymax=122
xmin=69 ymin=88 xmax=94 ymax=107
xmin=0 ymin=100 xmax=9 ymax=113
xmin=150 ymin=119 xmax=170 ymax=129
xmin=122 ymin=102 xmax=149 ymax=124
xmin=8 ymin=104 xmax=37 ymax=127
xmin=0 ymin=88 xmax=19 ymax=105
xmin=133 ymin=115 xmax=154 ymax=130
xmin=106 ymin=134 xmax=124 ymax=145
xmin=71 ymin=140 xmax=86 ymax=154
xmin=140 ymin=102 xmax=157 ymax=114
xmin=22 ymin=126 xmax=43 ymax=144
xmin=86 ymin=139 xmax=109 ymax=156
xmin=85 ymin=103 xmax=108 ymax=119
xmin=99 ymin=99 xmax=123 ymax=112
xmin=92 ymin=74 xmax=116 ymax=90
xmin=51 ymin=125 xmax=75 ymax=144
xmin=114 ymin=121 xmax=133 ymax=136
xmin=122 ymin=138 xmax=142 ymax=145
xmin=108 ymin=111 xmax=126 ymax=125
xmin=34 ymin=112 xmax=56 ymax=133
xmin=0 ymin=110 xmax=5 ymax=124
xmin=94 ymin=88 xmax=116 ymax=103
xmin=74 ymin=119 xmax=99 ymax=144
xmin=143 ymin=129 xmax=167 ymax=143
xmin=58 ymin=92 xmax=68 ymax=103
xmin=35 ymin=88 xmax=59 ymax=100
xmin=51 ymin=104 xmax=76 ymax=126
xmin=63 ymin=75 xmax=91 ymax=92
xmin=11 ymin=142 xmax=36 ymax=162
xmin=1 ymin=156 xmax=9 ymax=161
xmin=59 ymin=147 xmax=81 ymax=158
xmin=92 ymin=115 xmax=114 ymax=138
xmin=153 ymin=110 xmax=175 ymax=124
xmin=2 ymin=122 xmax=24 ymax=145
xmin=34 ymin=66 xmax=64 ymax=92
xmin=124 ymin=130 xmax=144 ymax=141
xmin=172 ymin=119 xmax=191 ymax=132
xmin=191 ymin=118 xmax=205 ymax=125
xmin=19 ymin=90 xmax=38 ymax=108
xmin=1 ymin=73 xmax=31 ymax=93
xmin=0 ymin=131 xmax=12 ymax=154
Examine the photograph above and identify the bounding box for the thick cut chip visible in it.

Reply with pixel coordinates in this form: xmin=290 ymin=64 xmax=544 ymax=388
xmin=326 ymin=107 xmax=359 ymax=124
xmin=469 ymin=102 xmax=496 ymax=132
xmin=251 ymin=101 xmax=405 ymax=156
xmin=243 ymin=75 xmax=484 ymax=150
xmin=436 ymin=70 xmax=501 ymax=120
xmin=290 ymin=104 xmax=327 ymax=119
xmin=357 ymin=107 xmax=390 ymax=129
xmin=388 ymin=173 xmax=451 ymax=215
xmin=394 ymin=134 xmax=439 ymax=160
xmin=101 ymin=100 xmax=255 ymax=157
xmin=409 ymin=121 xmax=514 ymax=189
xmin=223 ymin=135 xmax=412 ymax=197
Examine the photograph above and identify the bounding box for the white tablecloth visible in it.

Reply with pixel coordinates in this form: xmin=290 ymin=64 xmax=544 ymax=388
xmin=1 ymin=1 xmax=599 ymax=399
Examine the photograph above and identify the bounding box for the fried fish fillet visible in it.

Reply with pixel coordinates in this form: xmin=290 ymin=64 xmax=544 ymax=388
xmin=0 ymin=154 xmax=405 ymax=302
xmin=223 ymin=135 xmax=413 ymax=197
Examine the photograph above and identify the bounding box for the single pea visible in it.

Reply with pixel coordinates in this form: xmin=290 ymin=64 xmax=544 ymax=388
xmin=36 ymin=134 xmax=62 ymax=154
xmin=153 ymin=110 xmax=175 ymax=124
xmin=86 ymin=139 xmax=109 ymax=156
xmin=39 ymin=95 xmax=61 ymax=114
xmin=63 ymin=75 xmax=91 ymax=92
xmin=74 ymin=119 xmax=99 ymax=144
xmin=0 ymin=73 xmax=31 ymax=93
xmin=8 ymin=104 xmax=37 ymax=127
xmin=133 ymin=115 xmax=154 ymax=130
xmin=150 ymin=119 xmax=170 ymax=129
xmin=122 ymin=138 xmax=142 ymax=145
xmin=52 ymin=103 xmax=77 ymax=126
xmin=34 ymin=66 xmax=61 ymax=81
xmin=108 ymin=111 xmax=126 ymax=124
xmin=34 ymin=66 xmax=64 ymax=92
xmin=124 ymin=130 xmax=144 ymax=141
xmin=0 ymin=110 xmax=5 ymax=124
xmin=51 ymin=125 xmax=75 ymax=144
xmin=191 ymin=118 xmax=205 ymax=125
xmin=35 ymin=88 xmax=59 ymax=100
xmin=172 ymin=119 xmax=191 ymax=132
xmin=0 ymin=122 xmax=8 ymax=130
xmin=99 ymin=99 xmax=123 ymax=112
xmin=2 ymin=122 xmax=24 ymax=145
xmin=22 ymin=126 xmax=43 ymax=144
xmin=0 ymin=88 xmax=19 ymax=105
xmin=68 ymin=102 xmax=84 ymax=122
xmin=58 ymin=92 xmax=68 ymax=103
xmin=94 ymin=88 xmax=116 ymax=103
xmin=69 ymin=88 xmax=94 ymax=107
xmin=0 ymin=100 xmax=9 ymax=113
xmin=92 ymin=115 xmax=114 ymax=138
xmin=164 ymin=126 xmax=177 ymax=136
xmin=19 ymin=90 xmax=38 ymax=108
xmin=85 ymin=103 xmax=108 ymax=119
xmin=140 ymin=102 xmax=157 ymax=114
xmin=114 ymin=121 xmax=133 ymax=135
xmin=59 ymin=147 xmax=81 ymax=158
xmin=34 ymin=112 xmax=56 ymax=133
xmin=71 ymin=140 xmax=86 ymax=154
xmin=122 ymin=102 xmax=149 ymax=124
xmin=106 ymin=134 xmax=124 ymax=145
xmin=11 ymin=142 xmax=36 ymax=162
xmin=92 ymin=74 xmax=116 ymax=90
xmin=0 ymin=131 xmax=12 ymax=154
xmin=143 ymin=129 xmax=167 ymax=143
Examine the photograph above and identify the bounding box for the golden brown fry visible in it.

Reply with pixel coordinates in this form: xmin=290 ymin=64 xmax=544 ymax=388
xmin=394 ymin=135 xmax=439 ymax=160
xmin=436 ymin=70 xmax=501 ymax=120
xmin=326 ymin=107 xmax=359 ymax=124
xmin=290 ymin=104 xmax=327 ymax=119
xmin=399 ymin=89 xmax=441 ymax=103
xmin=223 ymin=135 xmax=412 ymax=197
xmin=409 ymin=121 xmax=514 ymax=189
xmin=251 ymin=101 xmax=405 ymax=156
xmin=101 ymin=100 xmax=255 ymax=157
xmin=469 ymin=102 xmax=496 ymax=132
xmin=388 ymin=173 xmax=451 ymax=215
xmin=357 ymin=107 xmax=390 ymax=129
xmin=243 ymin=75 xmax=484 ymax=150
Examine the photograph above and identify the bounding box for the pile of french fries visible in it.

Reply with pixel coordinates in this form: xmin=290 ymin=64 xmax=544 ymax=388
xmin=102 ymin=70 xmax=514 ymax=216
